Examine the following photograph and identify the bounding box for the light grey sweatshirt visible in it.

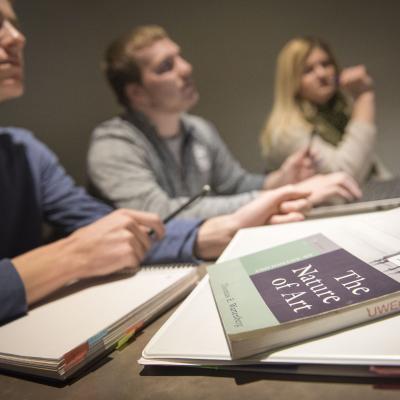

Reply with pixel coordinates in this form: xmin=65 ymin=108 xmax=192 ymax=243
xmin=87 ymin=112 xmax=265 ymax=219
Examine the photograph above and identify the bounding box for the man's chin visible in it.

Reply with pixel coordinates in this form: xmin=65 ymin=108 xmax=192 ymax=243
xmin=185 ymin=92 xmax=199 ymax=110
xmin=0 ymin=83 xmax=24 ymax=102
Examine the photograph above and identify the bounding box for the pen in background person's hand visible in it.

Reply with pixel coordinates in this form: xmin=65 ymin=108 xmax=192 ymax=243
xmin=306 ymin=129 xmax=317 ymax=157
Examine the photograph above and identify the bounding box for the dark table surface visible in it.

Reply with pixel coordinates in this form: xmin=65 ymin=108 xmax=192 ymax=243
xmin=1 ymin=304 xmax=400 ymax=400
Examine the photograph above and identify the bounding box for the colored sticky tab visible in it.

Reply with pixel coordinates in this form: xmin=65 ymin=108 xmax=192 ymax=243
xmin=88 ymin=330 xmax=107 ymax=347
xmin=370 ymin=366 xmax=400 ymax=377
xmin=115 ymin=321 xmax=145 ymax=350
xmin=200 ymin=365 xmax=219 ymax=370
xmin=64 ymin=342 xmax=89 ymax=370
xmin=116 ymin=331 xmax=135 ymax=350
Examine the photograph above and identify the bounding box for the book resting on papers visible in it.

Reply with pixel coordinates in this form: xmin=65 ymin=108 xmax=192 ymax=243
xmin=208 ymin=233 xmax=400 ymax=359
xmin=140 ymin=207 xmax=400 ymax=378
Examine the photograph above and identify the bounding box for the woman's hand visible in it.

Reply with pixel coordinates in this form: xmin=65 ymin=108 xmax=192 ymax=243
xmin=340 ymin=65 xmax=374 ymax=99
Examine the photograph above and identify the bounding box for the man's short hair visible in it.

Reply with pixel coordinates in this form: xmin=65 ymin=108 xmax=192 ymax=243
xmin=104 ymin=25 xmax=168 ymax=108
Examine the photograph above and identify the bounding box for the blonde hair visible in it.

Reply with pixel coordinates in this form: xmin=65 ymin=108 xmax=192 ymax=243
xmin=260 ymin=37 xmax=340 ymax=155
xmin=104 ymin=25 xmax=168 ymax=107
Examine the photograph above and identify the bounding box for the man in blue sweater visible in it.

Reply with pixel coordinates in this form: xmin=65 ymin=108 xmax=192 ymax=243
xmin=0 ymin=0 xmax=312 ymax=325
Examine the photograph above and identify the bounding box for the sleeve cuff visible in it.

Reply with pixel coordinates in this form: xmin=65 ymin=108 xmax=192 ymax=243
xmin=143 ymin=219 xmax=203 ymax=265
xmin=0 ymin=259 xmax=28 ymax=325
xmin=347 ymin=120 xmax=377 ymax=138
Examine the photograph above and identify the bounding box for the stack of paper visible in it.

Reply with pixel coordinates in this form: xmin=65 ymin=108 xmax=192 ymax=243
xmin=0 ymin=264 xmax=198 ymax=380
xmin=140 ymin=208 xmax=400 ymax=378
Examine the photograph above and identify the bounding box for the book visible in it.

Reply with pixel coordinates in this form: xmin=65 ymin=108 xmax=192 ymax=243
xmin=208 ymin=233 xmax=400 ymax=359
xmin=139 ymin=207 xmax=400 ymax=378
xmin=140 ymin=276 xmax=400 ymax=378
xmin=0 ymin=264 xmax=198 ymax=381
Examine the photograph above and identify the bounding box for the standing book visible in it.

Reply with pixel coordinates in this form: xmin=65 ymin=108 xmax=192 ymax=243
xmin=208 ymin=233 xmax=400 ymax=359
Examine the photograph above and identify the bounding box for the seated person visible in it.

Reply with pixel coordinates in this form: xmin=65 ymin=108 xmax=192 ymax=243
xmin=87 ymin=26 xmax=361 ymax=219
xmin=260 ymin=36 xmax=391 ymax=184
xmin=0 ymin=0 xmax=311 ymax=325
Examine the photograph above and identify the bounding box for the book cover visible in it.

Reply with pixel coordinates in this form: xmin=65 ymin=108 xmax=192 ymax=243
xmin=208 ymin=234 xmax=400 ymax=359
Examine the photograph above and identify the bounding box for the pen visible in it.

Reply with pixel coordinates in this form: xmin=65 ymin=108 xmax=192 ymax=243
xmin=306 ymin=129 xmax=317 ymax=157
xmin=148 ymin=185 xmax=211 ymax=236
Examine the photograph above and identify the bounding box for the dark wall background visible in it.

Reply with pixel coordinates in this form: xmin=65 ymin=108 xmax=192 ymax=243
xmin=1 ymin=0 xmax=399 ymax=184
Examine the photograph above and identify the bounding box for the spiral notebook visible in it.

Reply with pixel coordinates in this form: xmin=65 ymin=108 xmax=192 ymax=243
xmin=0 ymin=264 xmax=199 ymax=381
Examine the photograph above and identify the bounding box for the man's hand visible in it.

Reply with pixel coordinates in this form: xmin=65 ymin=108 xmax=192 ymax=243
xmin=67 ymin=209 xmax=164 ymax=279
xmin=195 ymin=185 xmax=311 ymax=260
xmin=13 ymin=209 xmax=164 ymax=305
xmin=295 ymin=172 xmax=362 ymax=206
xmin=264 ymin=148 xmax=316 ymax=189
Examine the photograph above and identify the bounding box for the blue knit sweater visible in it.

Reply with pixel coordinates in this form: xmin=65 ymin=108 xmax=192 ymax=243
xmin=0 ymin=128 xmax=201 ymax=325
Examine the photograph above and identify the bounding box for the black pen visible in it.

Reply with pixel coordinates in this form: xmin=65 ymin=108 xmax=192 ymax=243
xmin=148 ymin=185 xmax=211 ymax=236
xmin=305 ymin=129 xmax=318 ymax=160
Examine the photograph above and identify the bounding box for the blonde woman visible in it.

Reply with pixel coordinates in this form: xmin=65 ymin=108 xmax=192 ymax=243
xmin=260 ymin=37 xmax=390 ymax=184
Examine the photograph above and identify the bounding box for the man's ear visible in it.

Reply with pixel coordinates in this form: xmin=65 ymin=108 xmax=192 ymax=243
xmin=125 ymin=83 xmax=147 ymax=109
